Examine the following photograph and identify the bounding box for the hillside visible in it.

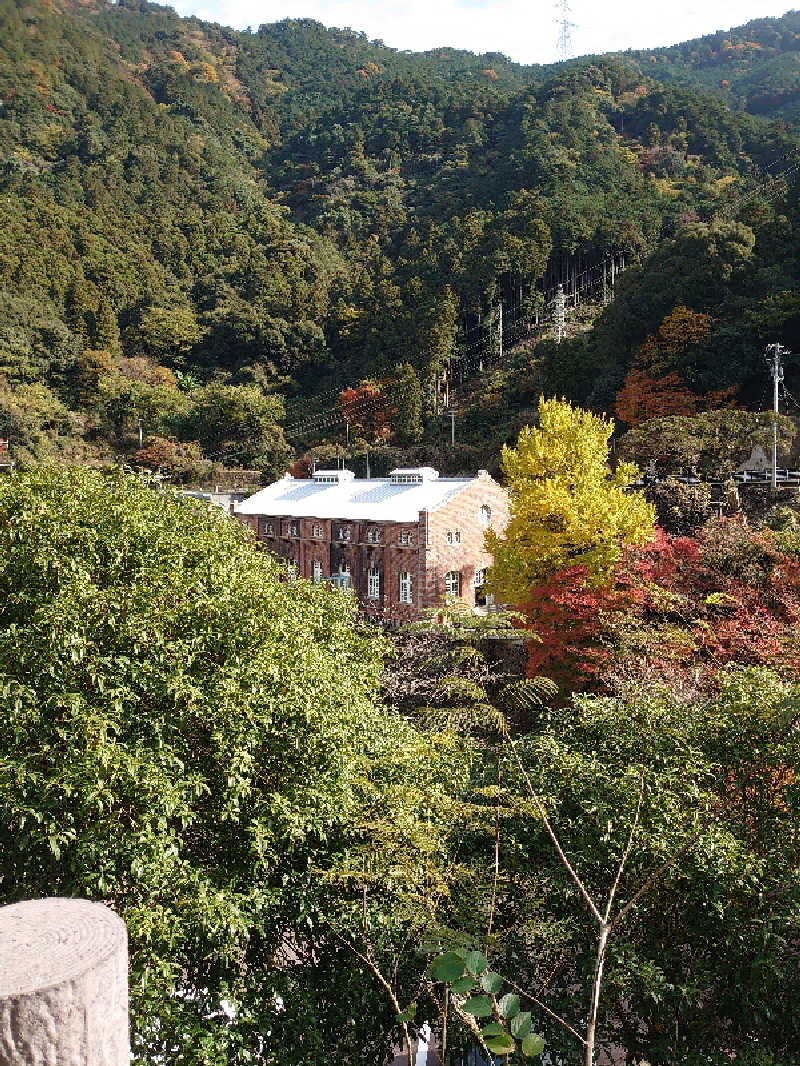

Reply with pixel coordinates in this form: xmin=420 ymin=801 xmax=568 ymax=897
xmin=630 ymin=9 xmax=800 ymax=119
xmin=2 ymin=0 xmax=800 ymax=478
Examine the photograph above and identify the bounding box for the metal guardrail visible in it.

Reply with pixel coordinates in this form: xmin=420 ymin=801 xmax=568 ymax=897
xmin=631 ymin=471 xmax=800 ymax=488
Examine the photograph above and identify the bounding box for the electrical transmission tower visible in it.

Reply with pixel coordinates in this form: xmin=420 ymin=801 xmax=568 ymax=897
xmin=556 ymin=0 xmax=576 ymax=62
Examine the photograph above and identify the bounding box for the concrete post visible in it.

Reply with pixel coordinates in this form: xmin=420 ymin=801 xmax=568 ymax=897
xmin=0 ymin=898 xmax=129 ymax=1066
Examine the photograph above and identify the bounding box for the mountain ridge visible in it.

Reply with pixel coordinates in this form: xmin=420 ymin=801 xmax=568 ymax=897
xmin=2 ymin=0 xmax=800 ymax=477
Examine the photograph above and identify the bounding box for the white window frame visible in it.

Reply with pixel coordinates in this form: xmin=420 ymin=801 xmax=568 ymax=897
xmin=445 ymin=570 xmax=461 ymax=597
xmin=399 ymin=530 xmax=414 ymax=546
xmin=265 ymin=522 xmax=274 ymax=535
xmin=338 ymin=527 xmax=351 ymax=541
xmin=399 ymin=570 xmax=413 ymax=604
xmin=479 ymin=505 xmax=492 ymax=529
xmin=286 ymin=561 xmax=298 ymax=582
xmin=312 ymin=559 xmax=322 ymax=584
xmin=473 ymin=567 xmax=493 ymax=606
xmin=446 ymin=531 xmax=453 ymax=545
xmin=367 ymin=568 xmax=380 ymax=600
xmin=339 ymin=561 xmax=351 ymax=576
xmin=455 ymin=530 xmax=461 ymax=544
xmin=312 ymin=523 xmax=323 ymax=538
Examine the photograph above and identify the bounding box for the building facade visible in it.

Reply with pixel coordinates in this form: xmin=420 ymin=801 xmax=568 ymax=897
xmin=235 ymin=466 xmax=509 ymax=623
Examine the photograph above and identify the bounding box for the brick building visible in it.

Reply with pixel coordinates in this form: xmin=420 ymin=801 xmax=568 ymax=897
xmin=235 ymin=466 xmax=509 ymax=623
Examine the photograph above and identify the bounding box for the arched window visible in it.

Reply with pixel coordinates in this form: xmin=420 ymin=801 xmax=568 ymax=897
xmin=479 ymin=504 xmax=492 ymax=529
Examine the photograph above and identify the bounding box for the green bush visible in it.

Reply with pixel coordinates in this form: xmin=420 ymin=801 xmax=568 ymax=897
xmin=0 ymin=466 xmax=426 ymax=1064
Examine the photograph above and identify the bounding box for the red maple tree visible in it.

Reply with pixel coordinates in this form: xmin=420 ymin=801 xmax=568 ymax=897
xmin=336 ymin=382 xmax=394 ymax=443
xmin=522 ymin=521 xmax=800 ymax=695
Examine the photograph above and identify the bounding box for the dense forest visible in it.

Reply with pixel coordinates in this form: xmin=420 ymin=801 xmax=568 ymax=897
xmin=3 ymin=0 xmax=800 ymax=478
xmin=4 ymin=10 xmax=800 ymax=1063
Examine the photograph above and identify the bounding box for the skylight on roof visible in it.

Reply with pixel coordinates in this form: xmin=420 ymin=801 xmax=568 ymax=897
xmin=389 ymin=466 xmax=439 ymax=484
xmin=312 ymin=469 xmax=355 ymax=483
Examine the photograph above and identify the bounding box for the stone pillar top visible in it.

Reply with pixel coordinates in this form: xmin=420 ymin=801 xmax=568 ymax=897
xmin=0 ymin=898 xmax=127 ymax=997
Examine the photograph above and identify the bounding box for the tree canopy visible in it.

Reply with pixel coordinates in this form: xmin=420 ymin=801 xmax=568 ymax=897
xmin=3 ymin=0 xmax=800 ymax=475
xmin=0 ymin=466 xmax=462 ymax=1064
xmin=486 ymin=398 xmax=655 ymax=601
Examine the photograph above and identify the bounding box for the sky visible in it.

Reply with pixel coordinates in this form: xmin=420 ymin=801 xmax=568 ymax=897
xmin=168 ymin=0 xmax=797 ymax=65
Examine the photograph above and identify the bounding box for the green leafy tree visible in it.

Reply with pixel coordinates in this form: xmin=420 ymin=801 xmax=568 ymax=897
xmin=0 ymin=467 xmax=453 ymax=1065
xmin=173 ymin=383 xmax=291 ymax=476
xmin=619 ymin=409 xmax=797 ymax=477
xmin=0 ymin=292 xmax=82 ymax=389
xmin=388 ymin=362 xmax=424 ymax=445
xmin=0 ymin=380 xmax=86 ymax=465
xmin=485 ymin=669 xmax=800 ymax=1066
xmin=487 ymin=397 xmax=655 ymax=602
xmin=133 ymin=305 xmax=205 ymax=365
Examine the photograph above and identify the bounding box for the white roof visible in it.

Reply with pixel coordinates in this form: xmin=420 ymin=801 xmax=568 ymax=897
xmin=236 ymin=472 xmax=479 ymax=523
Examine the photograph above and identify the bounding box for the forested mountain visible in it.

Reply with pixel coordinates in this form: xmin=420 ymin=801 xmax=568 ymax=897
xmin=629 ymin=10 xmax=800 ymax=119
xmin=2 ymin=0 xmax=800 ymax=478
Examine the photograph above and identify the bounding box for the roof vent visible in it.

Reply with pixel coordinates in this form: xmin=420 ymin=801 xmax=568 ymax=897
xmin=389 ymin=467 xmax=439 ymax=485
xmin=312 ymin=469 xmax=355 ymax=484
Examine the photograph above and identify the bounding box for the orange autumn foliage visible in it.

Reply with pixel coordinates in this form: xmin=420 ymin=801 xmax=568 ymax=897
xmin=637 ymin=306 xmax=713 ymax=375
xmin=615 ymin=369 xmax=698 ymax=426
xmin=615 ymin=306 xmax=727 ymax=426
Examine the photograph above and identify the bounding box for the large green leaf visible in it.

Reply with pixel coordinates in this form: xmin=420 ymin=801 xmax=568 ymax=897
xmin=485 ymin=1034 xmax=516 ymax=1054
xmin=498 ymin=992 xmax=520 ymax=1019
xmin=480 ymin=1023 xmax=507 ymax=1037
xmin=511 ymin=1011 xmax=532 ymax=1038
xmin=522 ymin=1033 xmax=546 ymax=1057
xmin=461 ymin=995 xmax=494 ymax=1018
xmin=480 ymin=971 xmax=504 ymax=994
xmin=465 ymin=949 xmax=488 ymax=975
xmin=451 ymin=976 xmax=477 ymax=995
xmin=429 ymin=951 xmax=466 ymax=982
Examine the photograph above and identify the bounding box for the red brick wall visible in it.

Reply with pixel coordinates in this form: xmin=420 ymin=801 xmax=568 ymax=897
xmin=423 ymin=472 xmax=510 ymax=610
xmin=234 ymin=472 xmax=509 ymax=621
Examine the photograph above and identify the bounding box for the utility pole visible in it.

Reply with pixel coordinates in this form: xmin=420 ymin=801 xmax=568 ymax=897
xmin=137 ymin=417 xmax=143 ymax=449
xmin=766 ymin=343 xmax=787 ymax=489
xmin=554 ymin=283 xmax=566 ymax=343
xmin=449 ymin=408 xmax=456 ymax=448
xmin=365 ymin=445 xmax=371 ymax=480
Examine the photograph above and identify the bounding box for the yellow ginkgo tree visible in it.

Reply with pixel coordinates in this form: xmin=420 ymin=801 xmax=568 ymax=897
xmin=486 ymin=397 xmax=655 ymax=602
